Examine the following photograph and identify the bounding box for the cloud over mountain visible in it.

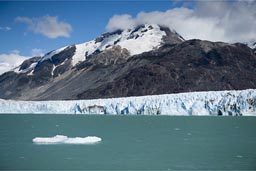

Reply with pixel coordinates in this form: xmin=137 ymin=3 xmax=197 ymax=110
xmin=0 ymin=50 xmax=29 ymax=75
xmin=106 ymin=1 xmax=256 ymax=43
xmin=15 ymin=15 xmax=72 ymax=39
xmin=0 ymin=48 xmax=46 ymax=75
xmin=31 ymin=48 xmax=44 ymax=57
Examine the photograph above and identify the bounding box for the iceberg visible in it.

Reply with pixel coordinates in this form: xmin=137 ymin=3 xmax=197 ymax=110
xmin=0 ymin=89 xmax=256 ymax=116
xmin=32 ymin=135 xmax=102 ymax=144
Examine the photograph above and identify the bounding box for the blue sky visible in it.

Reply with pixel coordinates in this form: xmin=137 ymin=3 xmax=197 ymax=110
xmin=0 ymin=0 xmax=255 ymax=74
xmin=0 ymin=1 xmax=185 ymax=56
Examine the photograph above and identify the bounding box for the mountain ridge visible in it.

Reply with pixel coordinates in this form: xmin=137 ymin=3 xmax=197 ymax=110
xmin=0 ymin=24 xmax=256 ymax=100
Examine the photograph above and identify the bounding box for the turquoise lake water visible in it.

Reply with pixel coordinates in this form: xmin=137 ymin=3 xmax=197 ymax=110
xmin=0 ymin=115 xmax=256 ymax=170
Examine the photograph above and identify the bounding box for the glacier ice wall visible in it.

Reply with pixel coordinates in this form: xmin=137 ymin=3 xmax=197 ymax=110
xmin=0 ymin=89 xmax=255 ymax=116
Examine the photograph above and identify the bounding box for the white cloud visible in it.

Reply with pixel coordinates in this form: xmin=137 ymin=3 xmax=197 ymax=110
xmin=31 ymin=48 xmax=44 ymax=56
xmin=106 ymin=1 xmax=256 ymax=43
xmin=0 ymin=48 xmax=45 ymax=75
xmin=15 ymin=15 xmax=72 ymax=39
xmin=0 ymin=50 xmax=29 ymax=75
xmin=106 ymin=14 xmax=136 ymax=31
xmin=0 ymin=26 xmax=11 ymax=31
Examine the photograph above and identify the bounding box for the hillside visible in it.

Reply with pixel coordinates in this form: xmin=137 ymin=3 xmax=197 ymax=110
xmin=0 ymin=24 xmax=255 ymax=100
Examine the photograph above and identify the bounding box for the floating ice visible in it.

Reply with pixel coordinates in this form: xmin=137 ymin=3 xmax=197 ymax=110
xmin=32 ymin=135 xmax=102 ymax=144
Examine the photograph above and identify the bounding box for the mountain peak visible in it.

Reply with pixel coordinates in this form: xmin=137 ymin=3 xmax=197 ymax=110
xmin=71 ymin=24 xmax=184 ymax=66
xmin=13 ymin=24 xmax=185 ymax=76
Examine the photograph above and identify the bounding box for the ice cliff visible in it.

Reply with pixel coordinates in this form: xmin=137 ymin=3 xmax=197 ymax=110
xmin=0 ymin=89 xmax=255 ymax=116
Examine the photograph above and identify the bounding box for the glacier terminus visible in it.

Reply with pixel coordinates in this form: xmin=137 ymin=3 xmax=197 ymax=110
xmin=0 ymin=89 xmax=255 ymax=116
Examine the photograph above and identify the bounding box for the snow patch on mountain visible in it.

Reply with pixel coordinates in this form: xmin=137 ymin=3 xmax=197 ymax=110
xmin=116 ymin=25 xmax=166 ymax=55
xmin=13 ymin=46 xmax=67 ymax=74
xmin=72 ymin=41 xmax=98 ymax=66
xmin=29 ymin=23 xmax=169 ymax=68
xmin=0 ymin=89 xmax=255 ymax=116
xmin=14 ymin=61 xmax=37 ymax=74
xmin=41 ymin=46 xmax=67 ymax=62
xmin=71 ymin=24 xmax=167 ymax=66
xmin=252 ymin=42 xmax=256 ymax=50
xmin=244 ymin=41 xmax=256 ymax=49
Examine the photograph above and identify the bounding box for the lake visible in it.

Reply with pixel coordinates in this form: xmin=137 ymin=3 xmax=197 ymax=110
xmin=0 ymin=115 xmax=255 ymax=170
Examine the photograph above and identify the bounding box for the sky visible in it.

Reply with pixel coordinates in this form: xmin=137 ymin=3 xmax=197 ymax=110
xmin=0 ymin=0 xmax=255 ymax=74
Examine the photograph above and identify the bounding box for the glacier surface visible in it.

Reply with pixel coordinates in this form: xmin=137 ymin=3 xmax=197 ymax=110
xmin=0 ymin=89 xmax=255 ymax=116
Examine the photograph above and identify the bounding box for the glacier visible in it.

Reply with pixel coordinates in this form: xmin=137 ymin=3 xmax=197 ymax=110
xmin=0 ymin=89 xmax=255 ymax=116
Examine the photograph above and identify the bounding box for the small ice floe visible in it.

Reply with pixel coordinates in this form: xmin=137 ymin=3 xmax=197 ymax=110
xmin=174 ymin=128 xmax=180 ymax=131
xmin=32 ymin=135 xmax=102 ymax=144
xmin=236 ymin=155 xmax=243 ymax=158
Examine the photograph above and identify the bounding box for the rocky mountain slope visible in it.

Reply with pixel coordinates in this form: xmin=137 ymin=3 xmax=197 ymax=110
xmin=0 ymin=24 xmax=255 ymax=100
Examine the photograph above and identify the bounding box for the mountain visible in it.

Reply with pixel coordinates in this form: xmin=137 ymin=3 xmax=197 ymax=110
xmin=252 ymin=42 xmax=256 ymax=53
xmin=244 ymin=41 xmax=256 ymax=53
xmin=0 ymin=24 xmax=255 ymax=100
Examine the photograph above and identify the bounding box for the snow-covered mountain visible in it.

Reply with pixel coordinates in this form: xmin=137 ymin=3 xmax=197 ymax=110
xmin=0 ymin=24 xmax=255 ymax=101
xmin=245 ymin=41 xmax=256 ymax=49
xmin=243 ymin=41 xmax=256 ymax=53
xmin=13 ymin=24 xmax=184 ymax=75
xmin=0 ymin=89 xmax=255 ymax=116
xmin=251 ymin=42 xmax=256 ymax=53
xmin=252 ymin=42 xmax=256 ymax=49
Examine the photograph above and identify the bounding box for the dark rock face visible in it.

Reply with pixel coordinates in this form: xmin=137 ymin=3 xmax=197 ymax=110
xmin=0 ymin=72 xmax=20 ymax=98
xmin=76 ymin=45 xmax=130 ymax=71
xmin=51 ymin=46 xmax=75 ymax=65
xmin=0 ymin=46 xmax=76 ymax=99
xmin=33 ymin=60 xmax=53 ymax=78
xmin=0 ymin=39 xmax=255 ymax=100
xmin=95 ymin=30 xmax=122 ymax=43
xmin=253 ymin=42 xmax=256 ymax=54
xmin=32 ymin=45 xmax=75 ymax=79
xmin=160 ymin=26 xmax=184 ymax=44
xmin=19 ymin=56 xmax=41 ymax=71
xmin=88 ymin=45 xmax=130 ymax=65
xmin=77 ymin=40 xmax=256 ymax=99
xmin=53 ymin=61 xmax=72 ymax=77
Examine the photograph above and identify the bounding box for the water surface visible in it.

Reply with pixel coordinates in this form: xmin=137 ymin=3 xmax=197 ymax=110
xmin=0 ymin=115 xmax=255 ymax=170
